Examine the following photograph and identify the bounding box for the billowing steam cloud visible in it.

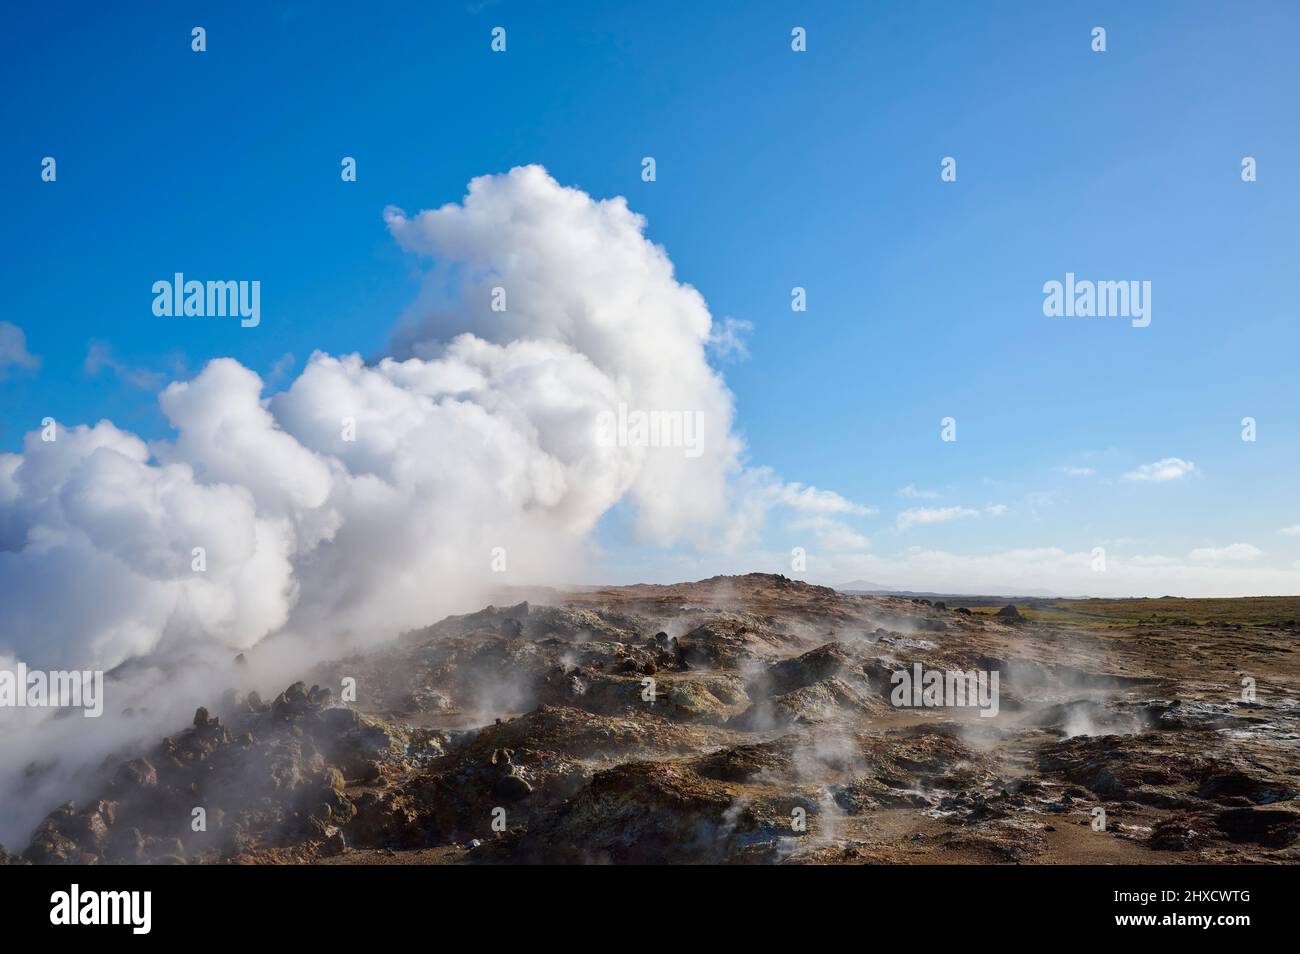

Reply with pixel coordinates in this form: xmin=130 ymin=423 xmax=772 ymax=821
xmin=0 ymin=166 xmax=854 ymax=845
xmin=0 ymin=166 xmax=743 ymax=672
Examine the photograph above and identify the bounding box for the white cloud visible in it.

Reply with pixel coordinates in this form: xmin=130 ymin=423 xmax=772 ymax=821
xmin=797 ymin=546 xmax=1299 ymax=599
xmin=1127 ymin=554 xmax=1179 ymax=566
xmin=706 ymin=316 xmax=753 ymax=361
xmin=984 ymin=503 xmax=1008 ymax=516
xmin=815 ymin=525 xmax=870 ymax=551
xmin=266 ymin=352 xmax=296 ymax=386
xmin=1188 ymin=543 xmax=1263 ymax=563
xmin=0 ymin=321 xmax=39 ymax=374
xmin=896 ymin=506 xmax=979 ymax=530
xmin=1279 ymin=525 xmax=1300 ymax=536
xmin=1057 ymin=465 xmax=1095 ymax=477
xmin=84 ymin=340 xmax=167 ymax=390
xmin=1122 ymin=457 xmax=1197 ymax=482
xmin=1022 ymin=490 xmax=1060 ymax=517
xmin=788 ymin=514 xmax=870 ymax=552
xmin=897 ymin=483 xmax=941 ymax=499
xmin=719 ymin=466 xmax=873 ymax=553
xmin=773 ymin=482 xmax=873 ymax=517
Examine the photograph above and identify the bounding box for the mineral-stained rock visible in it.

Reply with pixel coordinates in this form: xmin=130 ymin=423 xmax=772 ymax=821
xmin=24 ymin=803 xmax=82 ymax=864
xmin=763 ymin=643 xmax=853 ymax=694
xmin=676 ymin=614 xmax=798 ymax=670
xmin=940 ymin=818 xmax=1047 ymax=862
xmin=1038 ymin=732 xmax=1299 ymax=822
xmin=506 ymin=760 xmax=752 ymax=863
xmin=693 ymin=737 xmax=800 ymax=783
xmin=112 ymin=758 xmax=158 ymax=794
xmin=785 ymin=677 xmax=875 ymax=723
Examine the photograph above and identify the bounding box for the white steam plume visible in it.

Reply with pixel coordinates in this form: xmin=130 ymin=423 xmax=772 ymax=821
xmin=0 ymin=166 xmax=858 ymax=846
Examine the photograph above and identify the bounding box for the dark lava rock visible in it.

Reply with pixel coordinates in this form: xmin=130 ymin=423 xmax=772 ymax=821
xmin=494 ymin=774 xmax=534 ymax=800
xmin=1149 ymin=817 xmax=1208 ymax=852
xmin=322 ymin=827 xmax=348 ymax=856
xmin=17 ymin=678 xmax=419 ymax=864
xmin=1214 ymin=806 xmax=1300 ymax=847
xmin=1197 ymin=767 xmax=1298 ymax=805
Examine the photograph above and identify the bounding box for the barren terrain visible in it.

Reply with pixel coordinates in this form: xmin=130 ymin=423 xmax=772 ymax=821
xmin=9 ymin=575 xmax=1300 ymax=864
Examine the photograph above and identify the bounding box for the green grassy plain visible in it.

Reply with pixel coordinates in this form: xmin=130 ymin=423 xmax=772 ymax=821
xmin=959 ymin=596 xmax=1300 ymax=628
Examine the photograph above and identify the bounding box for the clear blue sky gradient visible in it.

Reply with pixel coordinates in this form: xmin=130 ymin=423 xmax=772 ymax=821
xmin=2 ymin=1 xmax=1297 ymax=590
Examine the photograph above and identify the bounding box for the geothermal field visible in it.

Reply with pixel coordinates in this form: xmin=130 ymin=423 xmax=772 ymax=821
xmin=11 ymin=574 xmax=1299 ymax=865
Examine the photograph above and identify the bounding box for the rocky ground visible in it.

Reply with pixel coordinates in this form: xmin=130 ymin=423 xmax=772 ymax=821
xmin=6 ymin=574 xmax=1299 ymax=864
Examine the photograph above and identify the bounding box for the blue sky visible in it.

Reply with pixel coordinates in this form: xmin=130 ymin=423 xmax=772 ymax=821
xmin=3 ymin=1 xmax=1298 ymax=595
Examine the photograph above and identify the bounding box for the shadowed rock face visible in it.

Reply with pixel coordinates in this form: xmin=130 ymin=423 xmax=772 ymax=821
xmin=7 ymin=573 xmax=1300 ymax=865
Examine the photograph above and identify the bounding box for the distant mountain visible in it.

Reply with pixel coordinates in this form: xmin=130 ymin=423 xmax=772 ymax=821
xmin=834 ymin=579 xmax=897 ymax=593
xmin=834 ymin=580 xmax=1062 ymax=599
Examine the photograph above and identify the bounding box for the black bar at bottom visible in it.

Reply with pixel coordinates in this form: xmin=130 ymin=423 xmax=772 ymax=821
xmin=0 ymin=863 xmax=1282 ymax=940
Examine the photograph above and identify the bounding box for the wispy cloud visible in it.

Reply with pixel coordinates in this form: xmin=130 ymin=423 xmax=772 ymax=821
xmin=1122 ymin=457 xmax=1197 ymax=482
xmin=897 ymin=483 xmax=941 ymax=499
xmin=1280 ymin=525 xmax=1300 ymax=537
xmin=1128 ymin=554 xmax=1178 ymax=566
xmin=83 ymin=340 xmax=168 ymax=390
xmin=776 ymin=482 xmax=875 ymax=516
xmin=266 ymin=352 xmax=297 ymax=387
xmin=1057 ymin=465 xmax=1095 ymax=477
xmin=706 ymin=317 xmax=753 ymax=362
xmin=790 ymin=514 xmax=870 ymax=551
xmin=807 ymin=546 xmax=1300 ymax=598
xmin=1188 ymin=543 xmax=1262 ymax=563
xmin=896 ymin=505 xmax=978 ymax=530
xmin=0 ymin=321 xmax=40 ymax=375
